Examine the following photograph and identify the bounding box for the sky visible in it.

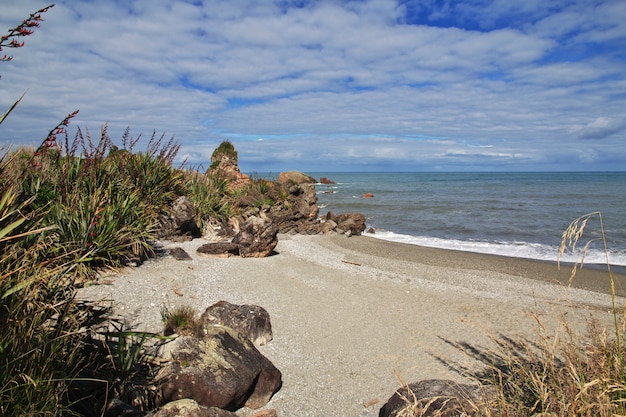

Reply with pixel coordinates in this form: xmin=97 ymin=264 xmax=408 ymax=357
xmin=0 ymin=0 xmax=625 ymax=172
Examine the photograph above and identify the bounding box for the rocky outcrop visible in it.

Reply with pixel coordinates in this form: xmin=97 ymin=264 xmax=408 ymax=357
xmin=156 ymin=327 xmax=282 ymax=411
xmin=319 ymin=177 xmax=336 ymax=184
xmin=378 ymin=379 xmax=497 ymax=417
xmin=324 ymin=211 xmax=366 ymax=236
xmin=200 ymin=301 xmax=273 ymax=347
xmin=362 ymin=192 xmax=374 ymax=198
xmin=207 ymin=141 xmax=251 ymax=190
xmin=231 ymin=173 xmax=320 ymax=235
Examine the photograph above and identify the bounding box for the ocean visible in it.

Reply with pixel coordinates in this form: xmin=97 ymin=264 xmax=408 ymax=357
xmin=308 ymin=172 xmax=626 ymax=268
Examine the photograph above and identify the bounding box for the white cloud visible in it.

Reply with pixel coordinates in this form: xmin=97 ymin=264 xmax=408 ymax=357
xmin=0 ymin=0 xmax=624 ymax=171
xmin=572 ymin=117 xmax=626 ymax=140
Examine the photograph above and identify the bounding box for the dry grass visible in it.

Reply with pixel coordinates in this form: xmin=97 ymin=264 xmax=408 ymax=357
xmin=161 ymin=304 xmax=202 ymax=336
xmin=399 ymin=211 xmax=626 ymax=417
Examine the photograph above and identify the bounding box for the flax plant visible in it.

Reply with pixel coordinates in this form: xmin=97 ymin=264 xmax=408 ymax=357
xmin=184 ymin=167 xmax=233 ymax=230
xmin=0 ymin=4 xmax=54 ymax=125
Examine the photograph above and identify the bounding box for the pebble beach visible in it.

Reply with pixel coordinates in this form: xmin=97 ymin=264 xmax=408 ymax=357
xmin=77 ymin=233 xmax=625 ymax=417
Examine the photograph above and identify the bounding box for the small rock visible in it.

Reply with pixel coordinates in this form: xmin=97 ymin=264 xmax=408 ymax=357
xmin=152 ymin=398 xmax=237 ymax=417
xmin=169 ymin=247 xmax=192 ymax=260
xmin=197 ymin=242 xmax=240 ymax=257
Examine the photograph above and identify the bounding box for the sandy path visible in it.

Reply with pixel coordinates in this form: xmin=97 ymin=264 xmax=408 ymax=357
xmin=78 ymin=234 xmax=622 ymax=417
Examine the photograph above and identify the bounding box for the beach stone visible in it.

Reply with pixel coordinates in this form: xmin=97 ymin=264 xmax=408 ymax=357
xmin=319 ymin=219 xmax=338 ymax=234
xmin=169 ymin=247 xmax=192 ymax=260
xmin=378 ymin=379 xmax=497 ymax=417
xmin=152 ymin=398 xmax=237 ymax=417
xmin=232 ymin=216 xmax=278 ymax=257
xmin=200 ymin=301 xmax=273 ymax=347
xmin=197 ymin=242 xmax=240 ymax=257
xmin=251 ymin=410 xmax=278 ymax=417
xmin=155 ymin=328 xmax=282 ymax=411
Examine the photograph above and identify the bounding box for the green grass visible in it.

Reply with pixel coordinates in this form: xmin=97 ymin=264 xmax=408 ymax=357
xmin=0 ymin=129 xmax=234 ymax=415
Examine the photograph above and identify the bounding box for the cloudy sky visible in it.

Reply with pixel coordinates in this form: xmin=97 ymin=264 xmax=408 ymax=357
xmin=1 ymin=0 xmax=625 ymax=172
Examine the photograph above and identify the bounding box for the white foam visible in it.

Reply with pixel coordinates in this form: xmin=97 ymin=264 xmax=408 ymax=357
xmin=368 ymin=230 xmax=626 ymax=267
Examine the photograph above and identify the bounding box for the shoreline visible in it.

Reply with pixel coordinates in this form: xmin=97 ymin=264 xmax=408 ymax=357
xmin=333 ymin=234 xmax=626 ymax=297
xmin=78 ymin=233 xmax=624 ymax=417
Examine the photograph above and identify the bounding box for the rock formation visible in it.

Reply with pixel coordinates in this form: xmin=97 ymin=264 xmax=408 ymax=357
xmin=207 ymin=141 xmax=251 ymax=190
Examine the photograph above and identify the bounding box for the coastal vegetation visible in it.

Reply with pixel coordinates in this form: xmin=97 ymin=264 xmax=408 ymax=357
xmin=2 ymin=5 xmax=625 ymax=417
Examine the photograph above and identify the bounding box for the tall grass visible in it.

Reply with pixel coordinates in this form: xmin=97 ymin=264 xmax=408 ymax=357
xmin=431 ymin=211 xmax=626 ymax=417
xmin=0 ymin=123 xmax=235 ymax=414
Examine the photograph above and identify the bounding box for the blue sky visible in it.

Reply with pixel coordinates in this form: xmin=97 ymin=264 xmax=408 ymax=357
xmin=1 ymin=0 xmax=625 ymax=172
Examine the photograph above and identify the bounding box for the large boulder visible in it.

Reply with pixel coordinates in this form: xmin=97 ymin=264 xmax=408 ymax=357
xmin=156 ymin=327 xmax=282 ymax=411
xmin=325 ymin=211 xmax=366 ymax=236
xmin=276 ymin=170 xmax=316 ymax=184
xmin=200 ymin=301 xmax=273 ymax=348
xmin=231 ymin=216 xmax=279 ymax=257
xmin=378 ymin=379 xmax=497 ymax=417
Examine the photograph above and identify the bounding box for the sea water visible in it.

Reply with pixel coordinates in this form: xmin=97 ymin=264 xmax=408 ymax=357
xmin=308 ymin=172 xmax=626 ymax=268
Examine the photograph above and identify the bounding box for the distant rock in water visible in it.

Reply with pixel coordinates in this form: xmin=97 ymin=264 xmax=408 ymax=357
xmin=277 ymin=171 xmax=317 ymax=184
xmin=362 ymin=192 xmax=374 ymax=198
xmin=319 ymin=177 xmax=336 ymax=184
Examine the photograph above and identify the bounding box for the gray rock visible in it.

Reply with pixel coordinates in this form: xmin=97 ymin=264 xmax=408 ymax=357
xmin=169 ymin=247 xmax=192 ymax=260
xmin=378 ymin=379 xmax=497 ymax=417
xmin=200 ymin=301 xmax=273 ymax=347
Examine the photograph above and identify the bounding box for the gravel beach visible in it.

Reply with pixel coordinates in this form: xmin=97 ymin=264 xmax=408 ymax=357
xmin=77 ymin=233 xmax=625 ymax=417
